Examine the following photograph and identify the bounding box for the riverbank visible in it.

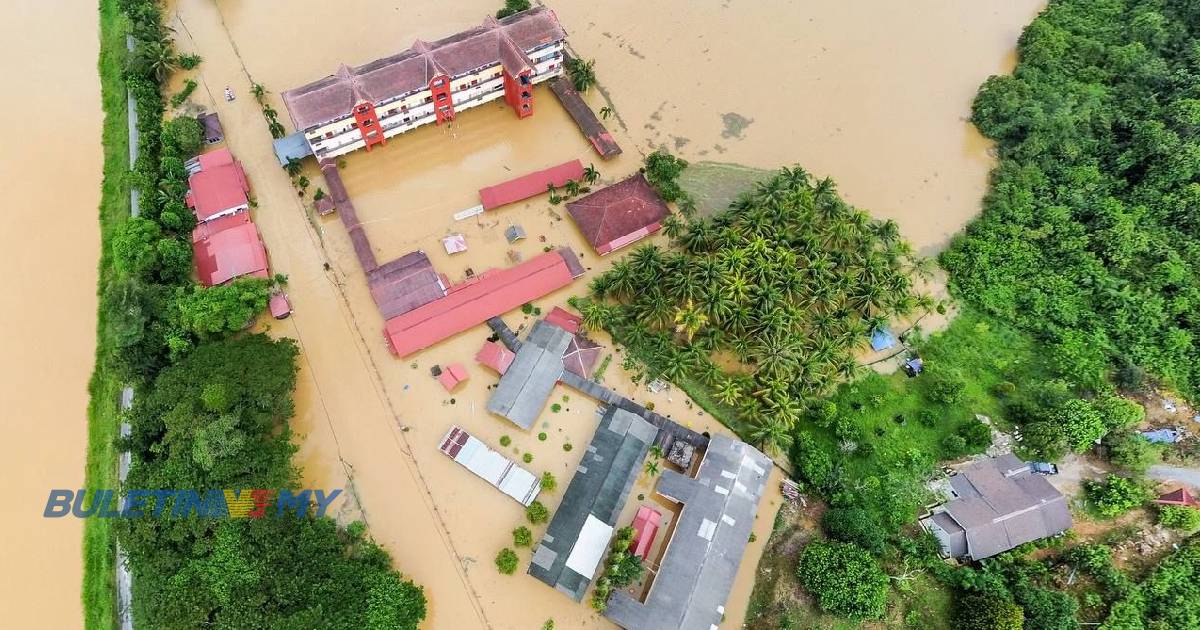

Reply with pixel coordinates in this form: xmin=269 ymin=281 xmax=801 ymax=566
xmin=82 ymin=1 xmax=130 ymax=627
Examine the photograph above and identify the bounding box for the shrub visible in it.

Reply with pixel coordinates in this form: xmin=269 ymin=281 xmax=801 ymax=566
xmin=1104 ymin=431 xmax=1162 ymax=474
xmin=952 ymin=593 xmax=1023 ymax=630
xmin=540 ymin=471 xmax=557 ymax=492
xmin=821 ymin=507 xmax=887 ymax=555
xmin=958 ymin=420 xmax=993 ymax=451
xmin=177 ymin=53 xmax=202 ymax=69
xmin=169 ymin=79 xmax=197 ymax=107
xmin=499 ymin=435 xmax=511 ymax=447
xmin=795 ymin=541 xmax=887 ymax=620
xmin=563 ymin=443 xmax=573 ymax=452
xmin=512 ymin=526 xmax=533 ymax=547
xmin=993 ymin=381 xmax=1017 ymax=398
xmin=642 ymin=150 xmax=688 ymax=202
xmin=1084 ymin=475 xmax=1153 ymax=519
xmin=1094 ymin=396 xmax=1145 ymax=431
xmin=942 ymin=434 xmax=968 ymax=456
xmin=522 ymin=453 xmax=533 ymax=464
xmin=163 ymin=115 xmax=203 ymax=156
xmin=550 ymin=403 xmax=561 ymax=413
xmin=792 ymin=432 xmax=835 ymax=490
xmin=526 ymin=501 xmax=549 ymax=524
xmin=495 ymin=0 xmax=530 ymax=19
xmin=1158 ymin=506 xmax=1200 ymax=531
xmin=495 ymin=548 xmax=518 ymax=574
xmin=925 ymin=367 xmax=967 ymax=404
xmin=1055 ymin=399 xmax=1108 ymax=453
xmin=538 ymin=432 xmax=548 ymax=441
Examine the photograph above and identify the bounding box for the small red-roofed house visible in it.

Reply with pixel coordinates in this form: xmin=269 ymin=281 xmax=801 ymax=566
xmin=629 ymin=506 xmax=662 ymax=560
xmin=438 ymin=363 xmax=469 ymax=392
xmin=191 ymin=216 xmax=270 ymax=286
xmin=476 ymin=341 xmax=516 ymax=374
xmin=1155 ymin=487 xmax=1199 ymax=507
xmin=186 ymin=148 xmax=250 ymax=222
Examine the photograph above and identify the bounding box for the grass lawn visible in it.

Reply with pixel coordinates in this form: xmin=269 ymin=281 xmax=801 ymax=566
xmin=83 ymin=1 xmax=129 ymax=627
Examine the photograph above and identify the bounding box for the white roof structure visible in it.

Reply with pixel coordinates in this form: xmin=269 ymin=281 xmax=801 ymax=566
xmin=438 ymin=425 xmax=540 ymax=506
xmin=564 ymin=515 xmax=614 ymax=579
xmin=442 ymin=233 xmax=468 ymax=254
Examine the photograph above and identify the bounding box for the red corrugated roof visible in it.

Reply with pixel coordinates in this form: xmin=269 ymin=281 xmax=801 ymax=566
xmin=566 ymin=173 xmax=670 ymax=255
xmin=187 ymin=148 xmax=250 ymax=222
xmin=192 ymin=220 xmax=269 ymax=286
xmin=1155 ymin=488 xmax=1199 ymax=507
xmin=479 ymin=160 xmax=584 ymax=210
xmin=543 ymin=306 xmax=582 ymax=334
xmin=630 ymin=506 xmax=662 ymax=560
xmin=476 ymin=341 xmax=516 ymax=374
xmin=384 ymin=250 xmax=578 ymax=356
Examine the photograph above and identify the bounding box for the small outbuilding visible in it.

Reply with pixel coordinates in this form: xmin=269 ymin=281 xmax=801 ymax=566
xmin=476 ymin=340 xmax=516 ymax=375
xmin=442 ymin=233 xmax=468 ymax=255
xmin=566 ymin=173 xmax=670 ymax=255
xmin=269 ymin=293 xmax=292 ymax=319
xmin=198 ymin=112 xmax=224 ymax=144
xmin=505 ymin=224 xmax=527 ymax=243
xmin=438 ymin=363 xmax=469 ymax=392
xmin=1155 ymin=487 xmax=1199 ymax=508
xmin=629 ymin=506 xmax=662 ymax=560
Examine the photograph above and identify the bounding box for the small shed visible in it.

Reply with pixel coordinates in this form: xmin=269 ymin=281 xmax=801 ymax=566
xmin=476 ymin=341 xmax=516 ymax=375
xmin=629 ymin=506 xmax=662 ymax=560
xmin=198 ymin=112 xmax=224 ymax=144
xmin=870 ymin=327 xmax=897 ymax=352
xmin=438 ymin=363 xmax=469 ymax=392
xmin=505 ymin=224 xmax=527 ymax=243
xmin=442 ymin=233 xmax=468 ymax=254
xmin=269 ymin=293 xmax=292 ymax=319
xmin=314 ymin=196 xmax=336 ymax=216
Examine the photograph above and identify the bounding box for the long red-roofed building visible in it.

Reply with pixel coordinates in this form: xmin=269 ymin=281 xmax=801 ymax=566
xmin=478 ymin=160 xmax=584 ymax=210
xmin=384 ymin=248 xmax=583 ymax=357
xmin=566 ymin=172 xmax=671 ymax=255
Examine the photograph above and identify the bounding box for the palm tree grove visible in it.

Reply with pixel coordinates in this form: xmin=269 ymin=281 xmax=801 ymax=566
xmin=572 ymin=163 xmax=936 ymax=455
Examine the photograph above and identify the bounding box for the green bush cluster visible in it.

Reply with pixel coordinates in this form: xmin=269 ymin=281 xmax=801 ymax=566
xmin=495 ymin=548 xmax=519 ymax=574
xmin=1084 ymin=475 xmax=1154 ymax=519
xmin=590 ymin=527 xmax=643 ymax=611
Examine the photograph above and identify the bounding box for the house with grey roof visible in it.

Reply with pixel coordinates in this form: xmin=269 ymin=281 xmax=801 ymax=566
xmin=920 ymin=453 xmax=1072 ymax=561
xmin=603 ymin=435 xmax=771 ymax=630
xmin=486 ymin=320 xmax=571 ymax=430
xmin=528 ymin=406 xmax=659 ymax=600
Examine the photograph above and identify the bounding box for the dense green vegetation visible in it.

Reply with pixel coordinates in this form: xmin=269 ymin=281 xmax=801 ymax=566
xmin=590 ymin=527 xmax=643 ymax=612
xmin=940 ymin=0 xmax=1200 ymax=397
xmin=90 ymin=1 xmax=427 ymax=627
xmin=575 ymin=163 xmax=935 ymax=455
xmin=495 ymin=0 xmax=530 ymax=19
xmin=83 ymin=1 xmax=133 ymax=625
xmin=795 ymin=540 xmax=889 ymax=620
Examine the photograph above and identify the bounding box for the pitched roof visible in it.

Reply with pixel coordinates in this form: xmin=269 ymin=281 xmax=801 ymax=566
xmin=186 ymin=148 xmax=250 ymax=222
xmin=383 ymin=249 xmax=582 ymax=357
xmin=604 ymin=435 xmax=772 ymax=630
xmin=366 ymin=251 xmax=448 ymax=319
xmin=439 ymin=425 xmax=540 ymax=506
xmin=438 ymin=363 xmax=469 ymax=391
xmin=562 ymin=334 xmax=602 ymax=379
xmin=543 ymin=306 xmax=582 ymax=334
xmin=486 ymin=320 xmax=572 ymax=430
xmin=927 ymin=456 xmax=1072 ymax=561
xmin=281 ymin=7 xmax=565 ymax=130
xmin=476 ymin=340 xmax=516 ymax=374
xmin=478 ymin=160 xmax=584 ymax=210
xmin=1155 ymin=487 xmax=1199 ymax=507
xmin=529 ymin=407 xmax=658 ymax=600
xmin=191 ymin=216 xmax=269 ymax=286
xmin=566 ymin=173 xmax=670 ymax=254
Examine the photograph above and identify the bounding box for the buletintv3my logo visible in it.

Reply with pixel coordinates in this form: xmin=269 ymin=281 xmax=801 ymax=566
xmin=43 ymin=488 xmax=342 ymax=518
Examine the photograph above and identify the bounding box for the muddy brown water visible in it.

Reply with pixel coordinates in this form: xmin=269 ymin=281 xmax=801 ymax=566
xmin=0 ymin=1 xmax=103 ymax=626
xmin=0 ymin=0 xmax=1042 ymax=626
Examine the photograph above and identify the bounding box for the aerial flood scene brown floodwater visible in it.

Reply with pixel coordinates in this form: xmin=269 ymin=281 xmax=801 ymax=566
xmin=4 ymin=0 xmax=1043 ymax=627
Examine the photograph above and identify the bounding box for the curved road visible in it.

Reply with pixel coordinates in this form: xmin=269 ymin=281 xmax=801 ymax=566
xmin=1148 ymin=464 xmax=1200 ymax=488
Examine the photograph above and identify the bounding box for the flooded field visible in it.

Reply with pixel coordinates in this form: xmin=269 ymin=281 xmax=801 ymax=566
xmin=0 ymin=1 xmax=102 ymax=626
xmin=167 ymin=0 xmax=1043 ymax=628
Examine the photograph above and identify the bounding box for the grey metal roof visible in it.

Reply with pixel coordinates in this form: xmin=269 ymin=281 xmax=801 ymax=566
xmin=931 ymin=456 xmax=1072 ymax=561
xmin=273 ymin=131 xmax=313 ymax=166
xmin=604 ymin=435 xmax=772 ymax=630
xmin=528 ymin=407 xmax=658 ymax=600
xmin=486 ymin=320 xmax=571 ymax=429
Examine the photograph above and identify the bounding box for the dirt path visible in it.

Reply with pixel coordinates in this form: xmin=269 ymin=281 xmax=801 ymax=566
xmin=1148 ymin=464 xmax=1200 ymax=488
xmin=171 ymin=1 xmax=491 ymax=626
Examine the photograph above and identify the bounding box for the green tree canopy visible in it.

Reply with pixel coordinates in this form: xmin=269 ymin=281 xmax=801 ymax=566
xmin=796 ymin=540 xmax=888 ymax=620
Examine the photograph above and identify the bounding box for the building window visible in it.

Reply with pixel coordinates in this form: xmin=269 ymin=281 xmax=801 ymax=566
xmin=433 ymin=78 xmax=445 ymax=88
xmin=363 ymin=119 xmax=374 ymax=127
xmin=471 ymin=79 xmax=479 ymax=86
xmin=325 ymin=131 xmax=334 ymax=139
xmin=437 ymin=93 xmax=448 ymax=102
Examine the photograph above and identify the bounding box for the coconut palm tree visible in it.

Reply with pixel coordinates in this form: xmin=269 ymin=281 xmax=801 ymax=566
xmin=628 ymin=245 xmax=664 ymax=281
xmin=599 ymin=106 xmax=613 ymax=119
xmin=137 ymin=39 xmax=177 ymax=83
xmin=658 ymin=347 xmax=689 ymax=381
xmin=714 ymin=377 xmax=742 ymax=406
xmin=673 ymin=300 xmax=709 ymax=342
xmin=635 ymin=290 xmax=673 ymax=329
xmin=661 ymin=215 xmax=686 ymax=243
xmin=748 ymin=418 xmax=794 ymax=457
xmin=643 ymin=460 xmax=660 ymax=477
xmin=564 ymin=179 xmax=581 ymax=198
xmin=583 ymin=164 xmax=600 ymax=184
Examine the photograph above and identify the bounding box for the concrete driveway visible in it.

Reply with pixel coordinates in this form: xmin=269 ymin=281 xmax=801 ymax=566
xmin=1148 ymin=464 xmax=1200 ymax=488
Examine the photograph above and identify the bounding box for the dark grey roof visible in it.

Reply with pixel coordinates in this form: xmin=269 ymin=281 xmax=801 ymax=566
xmin=486 ymin=320 xmax=571 ymax=429
xmin=604 ymin=435 xmax=772 ymax=630
xmin=528 ymin=407 xmax=658 ymax=600
xmin=925 ymin=456 xmax=1072 ymax=561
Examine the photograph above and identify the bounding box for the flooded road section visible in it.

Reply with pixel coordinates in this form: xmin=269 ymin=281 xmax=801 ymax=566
xmin=0 ymin=1 xmax=102 ymax=626
xmin=168 ymin=0 xmax=1042 ymax=628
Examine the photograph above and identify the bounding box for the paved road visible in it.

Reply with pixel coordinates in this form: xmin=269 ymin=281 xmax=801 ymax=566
xmin=1148 ymin=464 xmax=1200 ymax=487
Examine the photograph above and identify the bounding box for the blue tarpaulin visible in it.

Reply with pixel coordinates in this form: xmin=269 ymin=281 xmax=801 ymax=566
xmin=1141 ymin=429 xmax=1182 ymax=444
xmin=870 ymin=327 xmax=897 ymax=352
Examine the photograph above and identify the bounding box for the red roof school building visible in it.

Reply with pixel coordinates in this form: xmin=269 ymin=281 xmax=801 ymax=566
xmin=566 ymin=173 xmax=671 ymax=255
xmin=281 ymin=7 xmax=566 ymax=161
xmin=186 ymin=148 xmax=250 ymax=222
xmin=384 ymin=248 xmax=584 ymax=357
